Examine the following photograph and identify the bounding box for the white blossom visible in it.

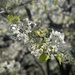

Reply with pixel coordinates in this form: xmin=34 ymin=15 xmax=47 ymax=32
xmin=30 ymin=29 xmax=71 ymax=61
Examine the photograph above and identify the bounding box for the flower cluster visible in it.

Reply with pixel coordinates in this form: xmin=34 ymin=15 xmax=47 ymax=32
xmin=29 ymin=29 xmax=71 ymax=62
xmin=10 ymin=18 xmax=37 ymax=43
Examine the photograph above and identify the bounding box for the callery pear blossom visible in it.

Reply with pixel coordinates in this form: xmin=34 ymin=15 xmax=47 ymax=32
xmin=30 ymin=29 xmax=71 ymax=62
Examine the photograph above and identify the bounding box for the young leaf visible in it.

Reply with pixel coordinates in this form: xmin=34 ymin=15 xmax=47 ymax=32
xmin=35 ymin=30 xmax=41 ymax=36
xmin=38 ymin=52 xmax=49 ymax=62
xmin=7 ymin=15 xmax=20 ymax=24
xmin=57 ymin=53 xmax=62 ymax=64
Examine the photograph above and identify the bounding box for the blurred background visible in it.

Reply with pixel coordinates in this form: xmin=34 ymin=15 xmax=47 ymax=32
xmin=0 ymin=0 xmax=75 ymax=75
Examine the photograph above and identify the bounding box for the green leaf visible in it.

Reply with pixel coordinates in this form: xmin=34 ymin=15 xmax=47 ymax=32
xmin=7 ymin=14 xmax=20 ymax=24
xmin=43 ymin=37 xmax=48 ymax=42
xmin=38 ymin=52 xmax=49 ymax=62
xmin=7 ymin=15 xmax=13 ymax=24
xmin=57 ymin=53 xmax=62 ymax=64
xmin=35 ymin=30 xmax=41 ymax=36
xmin=14 ymin=15 xmax=20 ymax=22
